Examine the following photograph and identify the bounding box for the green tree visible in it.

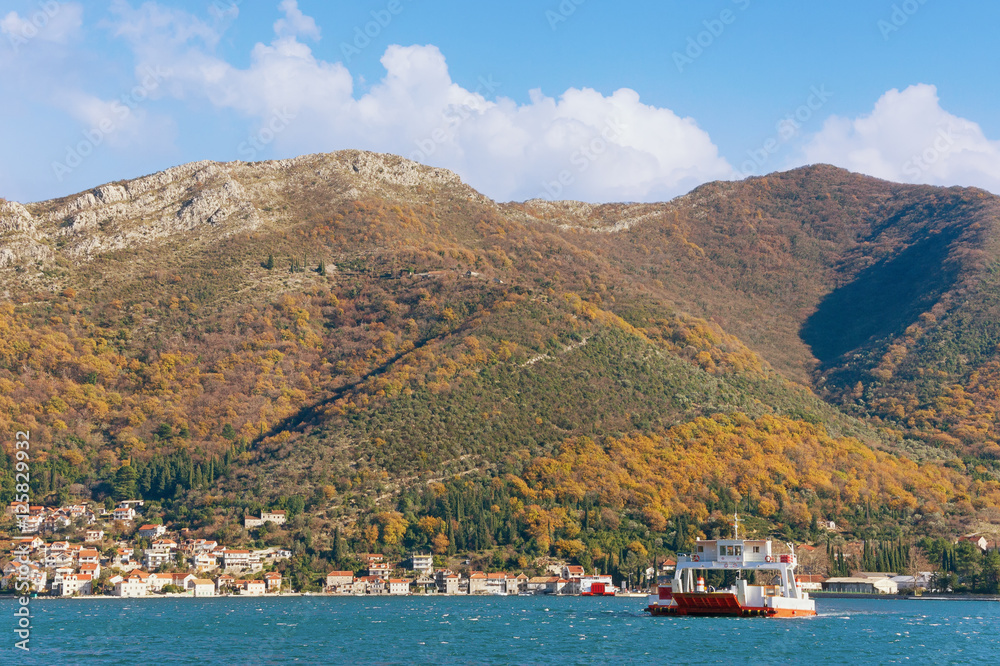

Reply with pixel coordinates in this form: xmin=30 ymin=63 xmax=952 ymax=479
xmin=264 ymin=254 xmax=275 ymax=270
xmin=113 ymin=465 xmax=138 ymax=501
xmin=982 ymin=550 xmax=1000 ymax=594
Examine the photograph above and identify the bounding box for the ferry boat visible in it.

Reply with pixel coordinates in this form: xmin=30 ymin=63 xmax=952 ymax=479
xmin=646 ymin=514 xmax=815 ymax=618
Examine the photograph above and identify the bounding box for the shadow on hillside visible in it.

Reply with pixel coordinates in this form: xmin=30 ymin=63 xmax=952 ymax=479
xmin=801 ymin=230 xmax=961 ymax=368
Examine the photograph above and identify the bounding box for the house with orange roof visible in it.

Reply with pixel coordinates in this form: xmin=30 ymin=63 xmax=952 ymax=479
xmin=264 ymin=571 xmax=282 ymax=592
xmin=325 ymin=571 xmax=355 ymax=592
xmin=387 ymin=578 xmax=411 ymax=595
xmin=58 ymin=573 xmax=93 ymax=597
xmin=468 ymin=571 xmax=488 ymax=595
xmin=137 ymin=524 xmax=167 ymax=539
xmin=368 ymin=561 xmax=392 ymax=579
xmin=115 ymin=570 xmax=150 ymax=597
xmin=234 ymin=579 xmax=266 ymax=595
xmin=796 ymin=574 xmax=826 ymax=591
xmin=193 ymin=553 xmax=219 ymax=573
xmin=78 ymin=548 xmax=100 ymax=565
xmin=11 ymin=536 xmax=44 ymax=551
xmin=435 ymin=571 xmax=462 ymax=595
xmin=79 ymin=561 xmax=101 ymax=579
xmin=221 ymin=549 xmax=260 ymax=572
xmin=485 ymin=572 xmax=517 ymax=595
xmin=215 ymin=574 xmax=235 ymax=593
xmin=356 ymin=575 xmax=386 ymax=595
xmin=1 ymin=561 xmax=47 ymax=593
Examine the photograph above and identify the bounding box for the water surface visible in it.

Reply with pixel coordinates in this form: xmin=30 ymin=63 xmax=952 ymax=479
xmin=4 ymin=595 xmax=997 ymax=664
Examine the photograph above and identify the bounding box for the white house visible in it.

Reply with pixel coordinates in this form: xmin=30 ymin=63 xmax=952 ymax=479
xmin=957 ymin=536 xmax=990 ymax=552
xmin=261 ymin=510 xmax=286 ymax=525
xmin=191 ymin=579 xmax=215 ymax=597
xmin=144 ymin=549 xmax=174 ymax=570
xmin=79 ymin=561 xmax=100 ymax=580
xmin=325 ymin=571 xmax=354 ymax=592
xmin=85 ymin=529 xmax=105 ymax=542
xmin=222 ymin=550 xmax=261 ymax=573
xmin=115 ymin=572 xmax=150 ymax=597
xmin=244 ymin=510 xmax=287 ymax=529
xmin=59 ymin=573 xmax=93 ymax=597
xmin=891 ymin=573 xmax=934 ymax=591
xmin=194 ymin=553 xmax=219 ymax=573
xmin=388 ymin=579 xmax=411 ymax=595
xmin=369 ymin=562 xmax=392 ymax=579
xmin=264 ymin=572 xmax=282 ymax=592
xmin=112 ymin=506 xmax=136 ymax=522
xmin=236 ymin=580 xmax=266 ymax=595
xmin=411 ymin=553 xmax=434 ymax=574
xmin=78 ymin=548 xmax=100 ymax=565
xmin=137 ymin=524 xmax=167 ymax=539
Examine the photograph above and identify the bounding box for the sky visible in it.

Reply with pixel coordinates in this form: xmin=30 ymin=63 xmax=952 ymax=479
xmin=1 ymin=0 xmax=999 ymax=204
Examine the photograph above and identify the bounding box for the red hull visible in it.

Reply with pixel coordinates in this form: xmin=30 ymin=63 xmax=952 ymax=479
xmin=647 ymin=592 xmax=815 ymax=618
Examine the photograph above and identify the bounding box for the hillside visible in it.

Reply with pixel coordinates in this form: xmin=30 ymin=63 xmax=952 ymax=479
xmin=2 ymin=151 xmax=1000 ymax=571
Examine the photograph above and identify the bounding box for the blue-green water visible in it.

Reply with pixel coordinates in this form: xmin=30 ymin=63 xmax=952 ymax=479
xmin=4 ymin=596 xmax=998 ymax=664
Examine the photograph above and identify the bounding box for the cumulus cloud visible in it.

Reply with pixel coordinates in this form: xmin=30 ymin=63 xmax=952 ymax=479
xmin=1 ymin=2 xmax=83 ymax=48
xmin=798 ymin=84 xmax=1000 ymax=194
xmin=107 ymin=1 xmax=731 ymax=203
xmin=273 ymin=0 xmax=320 ymax=41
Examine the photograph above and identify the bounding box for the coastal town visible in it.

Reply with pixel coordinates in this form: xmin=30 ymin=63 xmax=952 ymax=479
xmin=3 ymin=498 xmax=626 ymax=598
xmin=4 ymin=499 xmax=997 ymax=599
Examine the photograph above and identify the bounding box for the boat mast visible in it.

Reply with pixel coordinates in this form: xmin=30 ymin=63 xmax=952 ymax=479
xmin=733 ymin=512 xmax=741 ymax=581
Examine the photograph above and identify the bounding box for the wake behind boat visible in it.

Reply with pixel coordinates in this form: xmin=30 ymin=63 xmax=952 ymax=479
xmin=646 ymin=514 xmax=816 ymax=618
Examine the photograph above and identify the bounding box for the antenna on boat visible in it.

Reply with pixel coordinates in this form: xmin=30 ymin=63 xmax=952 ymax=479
xmin=733 ymin=512 xmax=739 ymax=540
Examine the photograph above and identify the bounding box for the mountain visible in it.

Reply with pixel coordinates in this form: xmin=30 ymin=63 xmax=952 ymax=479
xmin=2 ymin=151 xmax=999 ymax=563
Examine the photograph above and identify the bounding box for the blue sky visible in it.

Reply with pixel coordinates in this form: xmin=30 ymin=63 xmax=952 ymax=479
xmin=2 ymin=0 xmax=999 ymax=203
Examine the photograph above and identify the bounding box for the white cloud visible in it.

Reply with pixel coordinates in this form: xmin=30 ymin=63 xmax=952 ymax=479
xmin=1 ymin=2 xmax=83 ymax=47
xmin=274 ymin=0 xmax=320 ymax=41
xmin=109 ymin=2 xmax=731 ymax=203
xmin=798 ymin=84 xmax=1000 ymax=194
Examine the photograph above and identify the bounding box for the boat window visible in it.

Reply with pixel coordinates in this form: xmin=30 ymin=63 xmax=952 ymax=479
xmin=735 ymin=546 xmax=742 ymax=557
xmin=697 ymin=545 xmax=704 ymax=553
xmin=727 ymin=546 xmax=734 ymax=556
xmin=753 ymin=546 xmax=760 ymax=553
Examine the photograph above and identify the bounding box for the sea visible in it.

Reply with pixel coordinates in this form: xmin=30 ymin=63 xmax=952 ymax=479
xmin=4 ymin=595 xmax=998 ymax=665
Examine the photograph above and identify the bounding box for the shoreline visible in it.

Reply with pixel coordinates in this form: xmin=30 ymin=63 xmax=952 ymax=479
xmin=3 ymin=592 xmax=644 ymax=601
xmin=810 ymin=592 xmax=1000 ymax=601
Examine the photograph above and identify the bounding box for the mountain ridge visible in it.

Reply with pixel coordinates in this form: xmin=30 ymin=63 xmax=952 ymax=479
xmin=2 ymin=150 xmax=1000 ymax=558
